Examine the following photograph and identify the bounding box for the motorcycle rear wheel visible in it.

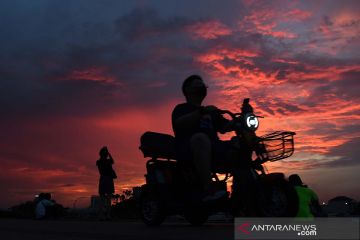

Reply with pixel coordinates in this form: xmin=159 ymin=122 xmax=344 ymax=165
xmin=141 ymin=193 xmax=166 ymax=226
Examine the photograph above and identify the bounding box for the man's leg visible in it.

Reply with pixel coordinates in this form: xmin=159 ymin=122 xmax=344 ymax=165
xmin=104 ymin=194 xmax=112 ymax=219
xmin=98 ymin=194 xmax=106 ymax=220
xmin=221 ymin=141 xmax=258 ymax=216
xmin=190 ymin=132 xmax=212 ymax=191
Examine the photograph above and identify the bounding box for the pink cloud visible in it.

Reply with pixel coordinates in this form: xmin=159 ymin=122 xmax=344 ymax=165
xmin=284 ymin=9 xmax=312 ymax=21
xmin=60 ymin=66 xmax=120 ymax=85
xmin=0 ymin=101 xmax=178 ymax=207
xmin=193 ymin=37 xmax=360 ymax=171
xmin=1 ymin=1 xmax=359 ymax=208
xmin=186 ymin=19 xmax=232 ymax=39
xmin=238 ymin=1 xmax=312 ymax=39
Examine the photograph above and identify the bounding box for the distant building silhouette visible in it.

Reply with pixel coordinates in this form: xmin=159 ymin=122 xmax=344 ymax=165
xmin=90 ymin=195 xmax=101 ymax=209
xmin=323 ymin=196 xmax=358 ymax=216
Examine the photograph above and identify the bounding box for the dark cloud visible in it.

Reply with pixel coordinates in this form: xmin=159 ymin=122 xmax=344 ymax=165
xmin=336 ymin=70 xmax=360 ymax=100
xmin=323 ymin=15 xmax=334 ymax=26
xmin=0 ymin=6 xmax=205 ymax=119
xmin=324 ymin=137 xmax=360 ymax=166
xmin=300 ymin=69 xmax=360 ymax=109
xmin=1 ymin=2 xmax=356 ymax=119
xmin=114 ymin=8 xmax=191 ymax=40
xmin=255 ymin=97 xmax=305 ymax=116
xmin=306 ymin=138 xmax=360 ymax=168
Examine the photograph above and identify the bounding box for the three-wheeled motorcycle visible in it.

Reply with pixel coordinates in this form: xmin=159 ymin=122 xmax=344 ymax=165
xmin=137 ymin=99 xmax=298 ymax=226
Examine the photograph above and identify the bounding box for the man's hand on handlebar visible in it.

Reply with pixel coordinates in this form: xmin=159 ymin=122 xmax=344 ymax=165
xmin=200 ymin=105 xmax=219 ymax=115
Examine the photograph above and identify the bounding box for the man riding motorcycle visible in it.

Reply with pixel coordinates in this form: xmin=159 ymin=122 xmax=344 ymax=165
xmin=138 ymin=75 xmax=297 ymax=225
xmin=172 ymin=74 xmax=253 ymax=202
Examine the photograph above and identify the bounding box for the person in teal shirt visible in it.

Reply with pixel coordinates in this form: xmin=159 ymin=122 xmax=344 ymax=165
xmin=289 ymin=174 xmax=322 ymax=218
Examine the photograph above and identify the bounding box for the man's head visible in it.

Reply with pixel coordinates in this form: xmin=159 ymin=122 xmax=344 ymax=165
xmin=99 ymin=146 xmax=109 ymax=158
xmin=289 ymin=174 xmax=304 ymax=186
xmin=44 ymin=192 xmax=52 ymax=200
xmin=182 ymin=75 xmax=207 ymax=103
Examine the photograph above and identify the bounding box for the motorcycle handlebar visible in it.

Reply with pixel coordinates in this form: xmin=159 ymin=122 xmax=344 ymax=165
xmin=218 ymin=109 xmax=237 ymax=119
xmin=217 ymin=98 xmax=252 ymax=119
xmin=218 ymin=109 xmax=264 ymax=119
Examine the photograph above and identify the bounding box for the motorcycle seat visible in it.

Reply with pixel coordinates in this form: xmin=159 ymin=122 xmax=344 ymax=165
xmin=140 ymin=131 xmax=176 ymax=159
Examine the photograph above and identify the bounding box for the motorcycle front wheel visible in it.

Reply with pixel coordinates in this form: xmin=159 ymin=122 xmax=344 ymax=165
xmin=256 ymin=177 xmax=298 ymax=217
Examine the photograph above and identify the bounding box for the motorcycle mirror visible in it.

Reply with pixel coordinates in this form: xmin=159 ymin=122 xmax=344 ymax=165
xmin=241 ymin=98 xmax=253 ymax=113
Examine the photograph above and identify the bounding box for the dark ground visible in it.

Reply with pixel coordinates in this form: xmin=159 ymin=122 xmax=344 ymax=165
xmin=0 ymin=218 xmax=234 ymax=240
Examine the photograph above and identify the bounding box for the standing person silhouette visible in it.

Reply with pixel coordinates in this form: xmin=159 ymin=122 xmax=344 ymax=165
xmin=96 ymin=146 xmax=117 ymax=220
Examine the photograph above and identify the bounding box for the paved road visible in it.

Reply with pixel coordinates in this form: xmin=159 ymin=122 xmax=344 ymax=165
xmin=0 ymin=218 xmax=234 ymax=240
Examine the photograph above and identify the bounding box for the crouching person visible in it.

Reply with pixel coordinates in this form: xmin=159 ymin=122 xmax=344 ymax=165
xmin=35 ymin=193 xmax=55 ymax=220
xmin=289 ymin=174 xmax=324 ymax=218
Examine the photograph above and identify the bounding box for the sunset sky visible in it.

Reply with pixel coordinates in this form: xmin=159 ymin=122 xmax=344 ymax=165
xmin=0 ymin=0 xmax=359 ymax=208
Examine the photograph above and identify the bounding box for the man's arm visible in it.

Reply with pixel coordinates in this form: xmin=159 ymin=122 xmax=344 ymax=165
xmin=108 ymin=152 xmax=114 ymax=164
xmin=218 ymin=120 xmax=234 ymax=134
xmin=43 ymin=199 xmax=55 ymax=207
xmin=173 ymin=108 xmax=202 ymax=132
xmin=174 ymin=105 xmax=223 ymax=132
xmin=210 ymin=107 xmax=234 ymax=134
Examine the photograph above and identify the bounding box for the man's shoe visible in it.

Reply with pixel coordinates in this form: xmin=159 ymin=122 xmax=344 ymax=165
xmin=202 ymin=189 xmax=227 ymax=202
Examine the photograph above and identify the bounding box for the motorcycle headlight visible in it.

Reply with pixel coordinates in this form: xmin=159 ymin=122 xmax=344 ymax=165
xmin=245 ymin=113 xmax=259 ymax=131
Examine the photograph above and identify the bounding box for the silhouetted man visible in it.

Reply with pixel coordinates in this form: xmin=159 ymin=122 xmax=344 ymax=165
xmin=172 ymin=75 xmax=235 ymax=201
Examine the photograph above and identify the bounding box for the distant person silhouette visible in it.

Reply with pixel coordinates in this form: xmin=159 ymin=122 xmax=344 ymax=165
xmin=172 ymin=75 xmax=242 ymax=202
xmin=96 ymin=146 xmax=117 ymax=220
xmin=289 ymin=174 xmax=322 ymax=218
xmin=35 ymin=193 xmax=55 ymax=219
